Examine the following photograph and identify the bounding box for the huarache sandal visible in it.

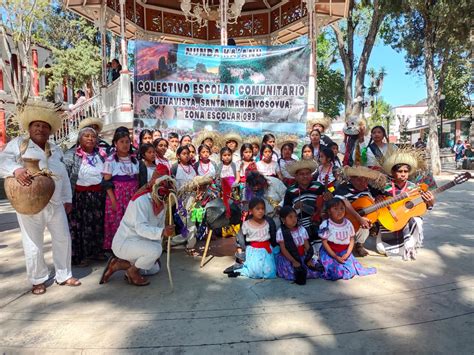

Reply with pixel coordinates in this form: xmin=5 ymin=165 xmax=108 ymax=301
xmin=124 ymin=272 xmax=150 ymax=286
xmin=56 ymin=277 xmax=81 ymax=286
xmin=31 ymin=283 xmax=46 ymax=295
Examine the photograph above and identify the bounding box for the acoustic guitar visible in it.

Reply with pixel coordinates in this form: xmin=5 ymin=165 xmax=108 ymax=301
xmin=377 ymin=172 xmax=471 ymax=231
xmin=347 ymin=172 xmax=471 ymax=232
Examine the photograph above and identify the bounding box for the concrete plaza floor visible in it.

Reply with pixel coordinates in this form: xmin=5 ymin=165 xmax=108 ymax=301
xmin=0 ymin=174 xmax=473 ymax=354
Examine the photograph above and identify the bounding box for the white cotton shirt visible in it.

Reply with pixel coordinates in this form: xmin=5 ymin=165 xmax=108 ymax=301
xmin=112 ymin=193 xmax=165 ymax=249
xmin=76 ymin=155 xmax=104 ymax=186
xmin=0 ymin=137 xmax=72 ymax=205
xmin=103 ymin=156 xmax=139 ymax=177
xmin=319 ymin=218 xmax=355 ymax=245
xmin=241 ymin=219 xmax=270 ymax=242
xmin=196 ymin=161 xmax=216 ymax=178
xmin=175 ymin=164 xmax=197 ymax=189
xmin=276 ymin=225 xmax=308 ymax=246
xmin=257 ymin=160 xmax=277 ymax=176
xmin=276 ymin=158 xmax=296 ymax=179
xmin=220 ymin=163 xmax=235 ymax=178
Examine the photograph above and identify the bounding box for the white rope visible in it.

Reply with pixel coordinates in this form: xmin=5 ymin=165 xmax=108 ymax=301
xmin=166 ymin=192 xmax=178 ymax=290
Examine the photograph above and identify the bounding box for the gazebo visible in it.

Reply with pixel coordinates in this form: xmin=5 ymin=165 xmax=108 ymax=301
xmin=60 ymin=0 xmax=348 ymax=140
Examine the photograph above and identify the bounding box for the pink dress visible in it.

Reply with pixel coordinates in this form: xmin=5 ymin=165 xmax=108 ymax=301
xmin=103 ymin=155 xmax=139 ymax=249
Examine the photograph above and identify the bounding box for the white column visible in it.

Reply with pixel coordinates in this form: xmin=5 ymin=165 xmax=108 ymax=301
xmin=220 ymin=0 xmax=228 ymax=45
xmin=99 ymin=4 xmax=108 ymax=87
xmin=118 ymin=0 xmax=132 ymax=113
xmin=307 ymin=0 xmax=317 ymax=113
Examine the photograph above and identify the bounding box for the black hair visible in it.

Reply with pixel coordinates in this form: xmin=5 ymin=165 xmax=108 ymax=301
xmin=368 ymin=125 xmax=388 ymax=147
xmin=139 ymin=129 xmax=153 ymax=144
xmin=248 ymin=197 xmax=265 ymax=210
xmin=227 ymin=38 xmax=236 ymax=46
xmin=240 ymin=143 xmax=253 ymax=158
xmin=329 ymin=142 xmax=339 ymax=149
xmin=168 ymin=132 xmax=179 ymax=140
xmin=76 ymin=89 xmax=85 ymax=96
xmin=325 ymin=197 xmax=345 ymax=211
xmin=262 ymin=133 xmax=276 ymax=145
xmin=309 ymin=128 xmax=321 ymax=137
xmin=112 ymin=127 xmax=136 ymax=164
xmin=319 ymin=147 xmax=335 ymax=163
xmin=139 ymin=143 xmax=155 ymax=161
xmin=180 ymin=134 xmax=192 ymax=145
xmin=301 ymin=144 xmax=314 ymax=159
xmin=259 ymin=143 xmax=273 ymax=159
xmin=153 ymin=138 xmax=168 ymax=148
xmin=186 ymin=143 xmax=196 ymax=152
xmin=280 ymin=142 xmax=295 ymax=153
xmin=279 ymin=205 xmax=297 ymax=220
xmin=153 ymin=129 xmax=162 ymax=137
xmin=176 ymin=145 xmax=191 ymax=162
xmin=198 ymin=144 xmax=211 ymax=155
xmin=391 ymin=163 xmax=411 ymax=173
xmin=220 ymin=146 xmax=233 ymax=157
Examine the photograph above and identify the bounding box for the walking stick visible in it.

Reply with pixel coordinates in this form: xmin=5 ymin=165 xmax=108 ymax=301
xmin=166 ymin=192 xmax=178 ymax=290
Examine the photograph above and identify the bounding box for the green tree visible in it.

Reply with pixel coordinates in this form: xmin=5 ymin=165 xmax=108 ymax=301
xmin=330 ymin=0 xmax=400 ymax=117
xmin=0 ymin=0 xmax=50 ymax=112
xmin=440 ymin=56 xmax=470 ymax=120
xmin=383 ymin=0 xmax=470 ymax=174
xmin=317 ymin=64 xmax=344 ymax=118
xmin=35 ymin=2 xmax=101 ymax=99
xmin=368 ymin=96 xmax=392 ymax=129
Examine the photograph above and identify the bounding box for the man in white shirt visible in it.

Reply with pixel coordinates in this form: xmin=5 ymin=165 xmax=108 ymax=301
xmin=100 ymin=177 xmax=175 ymax=286
xmin=0 ymin=104 xmax=81 ymax=295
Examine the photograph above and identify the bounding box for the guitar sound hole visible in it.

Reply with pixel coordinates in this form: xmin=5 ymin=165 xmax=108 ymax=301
xmin=405 ymin=201 xmax=414 ymax=209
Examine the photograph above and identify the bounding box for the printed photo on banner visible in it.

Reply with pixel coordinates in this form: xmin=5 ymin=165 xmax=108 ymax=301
xmin=133 ymin=41 xmax=309 ymax=142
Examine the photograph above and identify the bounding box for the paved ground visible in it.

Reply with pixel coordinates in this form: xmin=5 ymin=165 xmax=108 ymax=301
xmin=0 ymin=173 xmax=473 ymax=354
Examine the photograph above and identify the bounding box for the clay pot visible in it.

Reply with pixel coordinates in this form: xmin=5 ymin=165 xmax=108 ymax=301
xmin=4 ymin=158 xmax=55 ymax=215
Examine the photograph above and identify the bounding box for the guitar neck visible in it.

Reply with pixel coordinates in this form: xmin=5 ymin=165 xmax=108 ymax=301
xmin=364 ymin=191 xmax=409 ymax=214
xmin=364 ymin=180 xmax=457 ymax=215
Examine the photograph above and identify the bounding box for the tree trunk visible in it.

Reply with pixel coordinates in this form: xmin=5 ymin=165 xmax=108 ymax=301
xmin=353 ymin=0 xmax=385 ymax=117
xmin=423 ymin=10 xmax=442 ymax=175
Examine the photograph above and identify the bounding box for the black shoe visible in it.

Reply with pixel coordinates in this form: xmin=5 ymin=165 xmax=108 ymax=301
xmin=223 ymin=263 xmax=243 ymax=274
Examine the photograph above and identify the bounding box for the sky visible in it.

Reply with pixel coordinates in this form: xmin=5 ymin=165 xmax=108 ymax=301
xmin=336 ymin=40 xmax=428 ymax=108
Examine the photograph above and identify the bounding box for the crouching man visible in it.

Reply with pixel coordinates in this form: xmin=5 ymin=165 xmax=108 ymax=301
xmin=100 ymin=177 xmax=175 ymax=286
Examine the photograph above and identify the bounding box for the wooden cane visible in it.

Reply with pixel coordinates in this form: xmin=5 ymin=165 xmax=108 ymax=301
xmin=200 ymin=228 xmax=213 ymax=268
xmin=166 ymin=192 xmax=178 ymax=290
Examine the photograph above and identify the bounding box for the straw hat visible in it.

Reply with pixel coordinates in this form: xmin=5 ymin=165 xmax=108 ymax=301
xmin=277 ymin=134 xmax=299 ymax=150
xmin=78 ymin=117 xmax=104 ymax=133
xmin=180 ymin=175 xmax=213 ymax=193
xmin=15 ymin=102 xmax=63 ymax=134
xmin=286 ymin=159 xmax=318 ymax=176
xmin=306 ymin=113 xmax=331 ymax=133
xmin=194 ymin=130 xmax=221 ymax=148
xmin=223 ymin=132 xmax=243 ymax=146
xmin=244 ymin=136 xmax=260 ymax=146
xmin=342 ymin=166 xmax=386 ymax=189
xmin=151 ymin=176 xmax=177 ymax=204
xmin=380 ymin=147 xmax=426 ymax=176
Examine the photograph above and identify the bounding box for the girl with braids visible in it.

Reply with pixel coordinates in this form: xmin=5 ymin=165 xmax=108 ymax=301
xmin=262 ymin=133 xmax=279 ymax=161
xmin=102 ymin=127 xmax=139 ymax=250
xmin=275 ymin=206 xmax=320 ymax=284
xmin=364 ymin=125 xmax=395 ymax=169
xmin=314 ymin=147 xmax=339 ymax=187
xmin=153 ymin=138 xmax=171 ymax=176
xmin=170 ymin=145 xmax=197 ymax=190
xmin=194 ymin=144 xmax=217 ymax=178
xmin=256 ymin=144 xmax=277 ymax=177
xmin=138 ymin=143 xmax=156 ymax=188
xmin=238 ymin=143 xmax=256 ymax=184
xmin=308 ymin=129 xmax=322 ymax=160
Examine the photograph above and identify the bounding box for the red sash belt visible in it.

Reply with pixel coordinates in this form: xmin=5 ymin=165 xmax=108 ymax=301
xmin=327 ymin=241 xmax=348 ymax=253
xmin=297 ymin=245 xmax=305 ymax=256
xmin=250 ymin=241 xmax=272 ymax=254
xmin=75 ymin=184 xmax=102 ymax=192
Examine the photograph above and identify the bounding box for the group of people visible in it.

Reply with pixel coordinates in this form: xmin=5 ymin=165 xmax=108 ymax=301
xmin=453 ymin=139 xmax=474 ymax=170
xmin=0 ymin=105 xmax=437 ymax=294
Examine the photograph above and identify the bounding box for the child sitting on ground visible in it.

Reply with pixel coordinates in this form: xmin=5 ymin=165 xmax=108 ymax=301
xmin=319 ymin=198 xmax=376 ymax=281
xmin=233 ymin=198 xmax=277 ymax=279
xmin=275 ymin=206 xmax=321 ymax=284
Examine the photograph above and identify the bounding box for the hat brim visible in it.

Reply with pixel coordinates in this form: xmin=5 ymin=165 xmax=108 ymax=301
xmin=17 ymin=104 xmax=63 ymax=134
xmin=79 ymin=117 xmax=104 ymax=133
xmin=286 ymin=159 xmax=318 ymax=176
